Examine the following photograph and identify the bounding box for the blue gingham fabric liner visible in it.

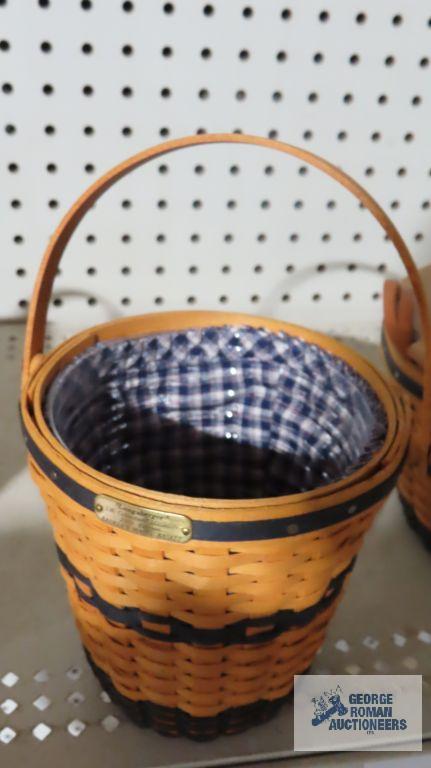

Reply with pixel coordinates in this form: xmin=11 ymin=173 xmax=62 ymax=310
xmin=44 ymin=325 xmax=387 ymax=499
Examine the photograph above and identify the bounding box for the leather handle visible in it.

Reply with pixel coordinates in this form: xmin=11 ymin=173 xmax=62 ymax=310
xmin=22 ymin=132 xmax=431 ymax=459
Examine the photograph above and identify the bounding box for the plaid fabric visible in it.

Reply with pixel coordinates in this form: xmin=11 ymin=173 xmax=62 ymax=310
xmin=44 ymin=325 xmax=387 ymax=499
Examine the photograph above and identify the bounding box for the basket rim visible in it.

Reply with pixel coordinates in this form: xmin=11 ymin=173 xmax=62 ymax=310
xmin=382 ymin=326 xmax=422 ymax=399
xmin=22 ymin=309 xmax=406 ymax=519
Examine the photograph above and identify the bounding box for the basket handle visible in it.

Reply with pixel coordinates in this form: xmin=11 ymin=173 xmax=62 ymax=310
xmin=22 ymin=133 xmax=431 ymax=461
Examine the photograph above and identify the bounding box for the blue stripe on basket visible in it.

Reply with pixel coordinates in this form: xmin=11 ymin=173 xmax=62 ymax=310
xmin=57 ymin=542 xmax=355 ymax=645
xmin=381 ymin=330 xmax=423 ymax=399
xmin=21 ymin=413 xmax=402 ymax=542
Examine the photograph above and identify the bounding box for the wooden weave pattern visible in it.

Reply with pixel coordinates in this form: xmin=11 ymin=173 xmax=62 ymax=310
xmin=29 ymin=459 xmax=384 ymax=723
xmin=382 ymin=290 xmax=431 ymax=544
xmin=391 ymin=385 xmax=431 ymax=540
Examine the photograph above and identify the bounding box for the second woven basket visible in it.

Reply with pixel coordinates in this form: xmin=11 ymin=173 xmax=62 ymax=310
xmin=383 ymin=276 xmax=431 ymax=547
xmin=20 ymin=134 xmax=429 ymax=740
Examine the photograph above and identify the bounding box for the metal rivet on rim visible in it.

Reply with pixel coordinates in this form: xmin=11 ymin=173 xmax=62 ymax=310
xmin=51 ymin=470 xmax=58 ymax=480
xmin=347 ymin=504 xmax=357 ymax=515
xmin=181 ymin=527 xmax=190 ymax=536
xmin=95 ymin=503 xmax=103 ymax=512
xmin=286 ymin=523 xmax=299 ymax=535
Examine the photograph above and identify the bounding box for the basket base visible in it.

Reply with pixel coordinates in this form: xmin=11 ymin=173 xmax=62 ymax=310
xmin=85 ymin=650 xmax=297 ymax=740
xmin=399 ymin=492 xmax=431 ymax=551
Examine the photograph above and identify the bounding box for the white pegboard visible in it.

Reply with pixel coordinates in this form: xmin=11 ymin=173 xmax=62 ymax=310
xmin=1 ymin=0 xmax=431 ymax=341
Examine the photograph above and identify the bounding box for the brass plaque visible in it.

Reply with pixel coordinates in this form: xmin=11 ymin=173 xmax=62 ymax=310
xmin=94 ymin=495 xmax=192 ymax=543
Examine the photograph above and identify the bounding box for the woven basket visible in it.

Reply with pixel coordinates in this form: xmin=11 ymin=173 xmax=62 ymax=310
xmin=21 ymin=134 xmax=422 ymax=740
xmin=382 ymin=279 xmax=431 ymax=547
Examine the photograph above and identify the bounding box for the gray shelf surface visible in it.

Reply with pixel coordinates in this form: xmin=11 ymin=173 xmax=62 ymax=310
xmin=1 ymin=322 xmax=430 ymax=768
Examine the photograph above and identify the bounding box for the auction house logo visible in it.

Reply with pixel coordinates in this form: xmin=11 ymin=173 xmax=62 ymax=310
xmin=310 ymin=684 xmax=407 ymax=734
xmin=294 ymin=675 xmax=422 ymax=751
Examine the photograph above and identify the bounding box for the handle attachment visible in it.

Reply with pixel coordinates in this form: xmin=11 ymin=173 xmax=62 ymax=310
xmin=22 ymin=133 xmax=431 ymax=461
